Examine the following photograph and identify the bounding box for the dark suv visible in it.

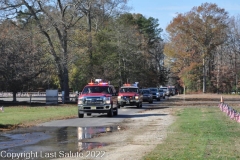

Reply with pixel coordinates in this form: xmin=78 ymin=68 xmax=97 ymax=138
xmin=141 ymin=89 xmax=153 ymax=103
xmin=148 ymin=88 xmax=160 ymax=101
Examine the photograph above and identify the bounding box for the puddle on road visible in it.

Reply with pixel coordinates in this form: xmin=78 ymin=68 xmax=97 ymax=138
xmin=0 ymin=126 xmax=120 ymax=160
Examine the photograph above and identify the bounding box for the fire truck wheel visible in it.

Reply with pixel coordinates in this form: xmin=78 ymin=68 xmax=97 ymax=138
xmin=107 ymin=107 xmax=113 ymax=117
xmin=78 ymin=113 xmax=84 ymax=118
xmin=117 ymin=104 xmax=121 ymax=108
xmin=113 ymin=107 xmax=118 ymax=116
xmin=137 ymin=102 xmax=142 ymax=108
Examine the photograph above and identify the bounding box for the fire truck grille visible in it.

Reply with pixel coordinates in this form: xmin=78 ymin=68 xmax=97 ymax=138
xmin=85 ymin=97 xmax=104 ymax=104
xmin=123 ymin=96 xmax=133 ymax=100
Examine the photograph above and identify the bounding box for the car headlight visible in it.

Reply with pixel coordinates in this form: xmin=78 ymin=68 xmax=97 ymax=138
xmin=156 ymin=93 xmax=159 ymax=95
xmin=104 ymin=97 xmax=111 ymax=104
xmin=117 ymin=96 xmax=122 ymax=100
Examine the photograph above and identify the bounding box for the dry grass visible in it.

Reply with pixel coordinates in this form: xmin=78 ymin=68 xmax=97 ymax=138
xmin=176 ymin=93 xmax=240 ymax=100
xmin=143 ymin=93 xmax=240 ymax=160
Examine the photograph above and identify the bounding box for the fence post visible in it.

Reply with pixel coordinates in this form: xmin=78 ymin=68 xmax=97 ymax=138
xmin=62 ymin=91 xmax=65 ymax=104
xmin=30 ymin=94 xmax=32 ymax=104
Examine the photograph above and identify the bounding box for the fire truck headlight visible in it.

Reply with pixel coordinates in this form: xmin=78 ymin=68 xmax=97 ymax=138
xmin=104 ymin=97 xmax=111 ymax=104
xmin=135 ymin=96 xmax=139 ymax=100
xmin=117 ymin=96 xmax=122 ymax=100
xmin=78 ymin=98 xmax=84 ymax=105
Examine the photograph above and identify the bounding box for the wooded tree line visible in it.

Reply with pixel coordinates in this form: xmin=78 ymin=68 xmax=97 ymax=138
xmin=165 ymin=3 xmax=240 ymax=94
xmin=0 ymin=0 xmax=167 ymax=101
xmin=0 ymin=1 xmax=239 ymax=101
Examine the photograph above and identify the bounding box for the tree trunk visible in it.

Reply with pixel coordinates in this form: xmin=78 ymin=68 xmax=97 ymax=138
xmin=13 ymin=91 xmax=17 ymax=102
xmin=62 ymin=28 xmax=70 ymax=102
xmin=203 ymin=58 xmax=206 ymax=93
xmin=86 ymin=6 xmax=93 ymax=79
xmin=63 ymin=66 xmax=70 ymax=102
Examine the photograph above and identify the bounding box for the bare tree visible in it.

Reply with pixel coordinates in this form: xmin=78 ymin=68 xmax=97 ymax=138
xmin=0 ymin=0 xmax=85 ymax=101
xmin=0 ymin=20 xmax=49 ymax=101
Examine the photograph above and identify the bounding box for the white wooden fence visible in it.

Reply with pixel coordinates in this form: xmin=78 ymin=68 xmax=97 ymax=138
xmin=0 ymin=92 xmax=78 ymax=103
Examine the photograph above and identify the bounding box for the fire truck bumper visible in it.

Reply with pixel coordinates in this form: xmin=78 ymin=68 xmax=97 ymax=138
xmin=117 ymin=99 xmax=140 ymax=106
xmin=78 ymin=105 xmax=112 ymax=114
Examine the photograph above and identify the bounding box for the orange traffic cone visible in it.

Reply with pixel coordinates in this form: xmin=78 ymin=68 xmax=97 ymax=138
xmin=220 ymin=96 xmax=224 ymax=103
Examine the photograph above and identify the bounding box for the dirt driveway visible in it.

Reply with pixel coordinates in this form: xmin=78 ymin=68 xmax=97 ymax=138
xmin=54 ymin=94 xmax=232 ymax=160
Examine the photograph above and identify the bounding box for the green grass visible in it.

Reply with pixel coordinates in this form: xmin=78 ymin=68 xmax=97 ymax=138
xmin=143 ymin=106 xmax=240 ymax=160
xmin=0 ymin=105 xmax=77 ymax=129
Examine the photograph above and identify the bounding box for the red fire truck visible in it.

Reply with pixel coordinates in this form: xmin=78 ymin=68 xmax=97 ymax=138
xmin=117 ymin=83 xmax=143 ymax=108
xmin=77 ymin=80 xmax=118 ymax=118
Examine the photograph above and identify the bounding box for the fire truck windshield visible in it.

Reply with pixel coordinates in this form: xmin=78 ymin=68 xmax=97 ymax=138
xmin=82 ymin=86 xmax=111 ymax=94
xmin=119 ymin=88 xmax=138 ymax=93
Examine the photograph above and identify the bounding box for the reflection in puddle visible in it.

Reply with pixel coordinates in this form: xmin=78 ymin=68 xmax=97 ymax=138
xmin=0 ymin=126 xmax=120 ymax=160
xmin=77 ymin=126 xmax=118 ymax=151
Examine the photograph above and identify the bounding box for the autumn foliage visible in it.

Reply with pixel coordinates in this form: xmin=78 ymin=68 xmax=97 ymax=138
xmin=164 ymin=2 xmax=236 ymax=93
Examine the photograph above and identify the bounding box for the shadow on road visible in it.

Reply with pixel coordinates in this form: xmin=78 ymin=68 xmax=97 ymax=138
xmin=90 ymin=113 xmax=168 ymax=119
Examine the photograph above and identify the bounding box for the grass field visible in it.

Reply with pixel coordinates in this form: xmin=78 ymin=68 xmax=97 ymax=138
xmin=143 ymin=105 xmax=240 ymax=160
xmin=1 ymin=94 xmax=240 ymax=159
xmin=0 ymin=105 xmax=77 ymax=130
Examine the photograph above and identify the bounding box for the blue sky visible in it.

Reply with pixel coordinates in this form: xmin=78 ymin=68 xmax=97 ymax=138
xmin=128 ymin=0 xmax=240 ymax=34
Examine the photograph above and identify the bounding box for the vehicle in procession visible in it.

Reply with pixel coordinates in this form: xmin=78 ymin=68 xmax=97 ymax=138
xmin=160 ymin=86 xmax=171 ymax=97
xmin=140 ymin=89 xmax=153 ymax=103
xmin=147 ymin=88 xmax=161 ymax=101
xmin=77 ymin=79 xmax=118 ymax=118
xmin=117 ymin=83 xmax=143 ymax=108
xmin=158 ymin=88 xmax=166 ymax=99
